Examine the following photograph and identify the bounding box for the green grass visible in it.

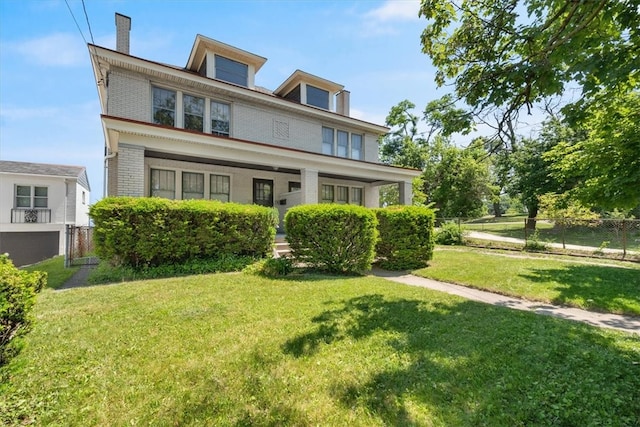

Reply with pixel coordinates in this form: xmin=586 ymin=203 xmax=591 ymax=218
xmin=414 ymin=247 xmax=640 ymax=316
xmin=1 ymin=272 xmax=639 ymax=426
xmin=22 ymin=256 xmax=79 ymax=289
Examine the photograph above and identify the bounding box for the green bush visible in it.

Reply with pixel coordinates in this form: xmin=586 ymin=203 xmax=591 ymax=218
xmin=375 ymin=206 xmax=436 ymax=270
xmin=436 ymin=221 xmax=465 ymax=245
xmin=285 ymin=204 xmax=378 ymax=274
xmin=90 ymin=197 xmax=278 ymax=268
xmin=0 ymin=254 xmax=46 ymax=366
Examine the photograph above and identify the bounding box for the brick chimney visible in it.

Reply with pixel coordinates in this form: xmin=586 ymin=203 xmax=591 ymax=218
xmin=115 ymin=13 xmax=131 ymax=54
xmin=336 ymin=90 xmax=350 ymax=116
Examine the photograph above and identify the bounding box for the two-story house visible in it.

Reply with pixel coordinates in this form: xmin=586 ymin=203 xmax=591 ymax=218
xmin=89 ymin=13 xmax=419 ymax=226
xmin=0 ymin=160 xmax=91 ymax=266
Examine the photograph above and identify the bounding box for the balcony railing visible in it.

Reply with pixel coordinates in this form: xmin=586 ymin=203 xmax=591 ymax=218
xmin=11 ymin=208 xmax=52 ymax=224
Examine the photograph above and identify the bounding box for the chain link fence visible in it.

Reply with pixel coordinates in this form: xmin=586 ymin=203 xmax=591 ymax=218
xmin=436 ymin=217 xmax=640 ymax=261
xmin=65 ymin=225 xmax=97 ymax=267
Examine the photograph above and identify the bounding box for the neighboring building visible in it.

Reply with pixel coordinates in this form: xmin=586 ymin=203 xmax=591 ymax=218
xmin=89 ymin=13 xmax=419 ymax=226
xmin=0 ymin=160 xmax=91 ymax=266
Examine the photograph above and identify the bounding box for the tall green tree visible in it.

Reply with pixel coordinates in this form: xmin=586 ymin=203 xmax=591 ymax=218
xmin=506 ymin=119 xmax=579 ymax=226
xmin=546 ymin=91 xmax=640 ymax=210
xmin=419 ymin=0 xmax=639 ymax=143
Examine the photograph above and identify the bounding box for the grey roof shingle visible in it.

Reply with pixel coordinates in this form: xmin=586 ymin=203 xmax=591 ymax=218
xmin=0 ymin=160 xmax=91 ymax=191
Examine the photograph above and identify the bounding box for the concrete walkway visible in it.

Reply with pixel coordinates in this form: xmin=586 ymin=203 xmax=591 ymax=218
xmin=372 ymin=269 xmax=640 ymax=336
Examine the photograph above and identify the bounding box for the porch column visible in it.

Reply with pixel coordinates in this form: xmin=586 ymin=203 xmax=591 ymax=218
xmin=300 ymin=168 xmax=318 ymax=204
xmin=399 ymin=181 xmax=413 ymax=206
xmin=364 ymin=185 xmax=379 ymax=208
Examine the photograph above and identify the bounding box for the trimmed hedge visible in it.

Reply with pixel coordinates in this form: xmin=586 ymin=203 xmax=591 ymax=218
xmin=90 ymin=197 xmax=278 ymax=267
xmin=375 ymin=206 xmax=435 ymax=270
xmin=1 ymin=254 xmax=46 ymax=366
xmin=284 ymin=204 xmax=378 ymax=274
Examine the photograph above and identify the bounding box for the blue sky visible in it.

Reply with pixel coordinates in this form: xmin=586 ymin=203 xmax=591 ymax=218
xmin=0 ymin=0 xmax=441 ymax=202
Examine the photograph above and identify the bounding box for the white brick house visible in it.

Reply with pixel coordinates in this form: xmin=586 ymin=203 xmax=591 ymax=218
xmin=89 ymin=13 xmax=419 ymax=225
xmin=0 ymin=161 xmax=91 ymax=266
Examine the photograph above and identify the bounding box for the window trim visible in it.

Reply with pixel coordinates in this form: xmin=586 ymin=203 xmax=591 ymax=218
xmin=15 ymin=185 xmax=48 ymax=209
xmin=210 ymin=174 xmax=231 ymax=202
xmin=152 ymin=86 xmax=177 ymax=127
xmin=183 ymin=93 xmax=205 ymax=132
xmin=150 ymin=168 xmax=176 ymax=199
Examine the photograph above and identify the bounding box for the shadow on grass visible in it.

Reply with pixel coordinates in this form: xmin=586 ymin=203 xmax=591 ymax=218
xmin=520 ymin=264 xmax=640 ymax=316
xmin=283 ymin=294 xmax=640 ymax=425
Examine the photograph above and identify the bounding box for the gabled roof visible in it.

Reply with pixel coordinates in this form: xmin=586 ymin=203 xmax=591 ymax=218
xmin=0 ymin=160 xmax=91 ymax=191
xmin=274 ymin=70 xmax=344 ymax=97
xmin=186 ymin=34 xmax=267 ymax=73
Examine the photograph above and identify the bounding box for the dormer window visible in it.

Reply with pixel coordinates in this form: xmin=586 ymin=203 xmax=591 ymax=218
xmin=215 ymin=55 xmax=248 ymax=87
xmin=306 ymin=85 xmax=329 ymax=110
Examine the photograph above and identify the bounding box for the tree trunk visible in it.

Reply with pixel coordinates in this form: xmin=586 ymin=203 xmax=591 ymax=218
xmin=526 ymin=205 xmax=538 ymax=230
xmin=493 ymin=202 xmax=502 ymax=218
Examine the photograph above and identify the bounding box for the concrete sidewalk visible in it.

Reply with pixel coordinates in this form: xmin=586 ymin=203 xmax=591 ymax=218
xmin=372 ymin=269 xmax=640 ymax=335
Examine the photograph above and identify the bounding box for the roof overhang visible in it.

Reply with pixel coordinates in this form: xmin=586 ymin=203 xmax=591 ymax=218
xmin=87 ymin=44 xmax=388 ymax=134
xmin=185 ymin=34 xmax=267 ymax=73
xmin=274 ymin=70 xmax=344 ymax=97
xmin=101 ymin=115 xmax=419 ymax=184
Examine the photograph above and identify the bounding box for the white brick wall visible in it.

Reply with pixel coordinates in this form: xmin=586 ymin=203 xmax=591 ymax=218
xmin=107 ymin=69 xmax=150 ymax=121
xmin=106 ymin=68 xmax=380 ymax=162
xmin=117 ymin=144 xmax=145 ymax=196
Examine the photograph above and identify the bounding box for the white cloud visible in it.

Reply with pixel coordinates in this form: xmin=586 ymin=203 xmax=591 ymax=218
xmin=365 ymin=0 xmax=421 ymax=22
xmin=5 ymin=33 xmax=86 ymax=67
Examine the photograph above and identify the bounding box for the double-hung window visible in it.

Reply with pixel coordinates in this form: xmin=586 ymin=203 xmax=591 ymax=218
xmin=337 ymin=186 xmax=349 ymax=204
xmin=337 ymin=131 xmax=348 ymax=158
xmin=351 ymin=188 xmax=363 ymax=206
xmin=322 ymin=127 xmax=334 ymax=155
xmin=150 ymin=168 xmax=176 ymax=199
xmin=15 ymin=185 xmax=47 ymax=208
xmin=211 ymin=101 xmax=230 ymax=136
xmin=183 ymin=94 xmax=204 ymax=132
xmin=321 ymin=185 xmax=334 ymax=203
xmin=152 ymin=87 xmax=176 ymax=126
xmin=182 ymin=172 xmax=204 ymax=199
xmin=351 ymin=134 xmax=363 ymax=160
xmin=210 ymin=174 xmax=230 ymax=202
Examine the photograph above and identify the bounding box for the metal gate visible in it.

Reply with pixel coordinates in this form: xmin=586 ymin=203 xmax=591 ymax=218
xmin=65 ymin=226 xmax=97 ymax=266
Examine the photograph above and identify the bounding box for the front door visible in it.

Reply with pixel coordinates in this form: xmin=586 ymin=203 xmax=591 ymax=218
xmin=253 ymin=178 xmax=274 ymax=207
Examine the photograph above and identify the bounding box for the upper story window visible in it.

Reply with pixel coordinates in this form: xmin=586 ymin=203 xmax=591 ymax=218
xmin=211 ymin=101 xmax=230 ymax=136
xmin=15 ymin=185 xmax=48 ymax=208
xmin=215 ymin=55 xmax=248 ymax=87
xmin=306 ymin=85 xmax=329 ymax=110
xmin=150 ymin=168 xmax=176 ymax=199
xmin=182 ymin=172 xmax=204 ymax=199
xmin=184 ymin=94 xmax=205 ymax=132
xmin=351 ymin=134 xmax=363 ymax=160
xmin=337 ymin=131 xmax=348 ymax=158
xmin=322 ymin=127 xmax=334 ymax=155
xmin=152 ymin=87 xmax=176 ymax=126
xmin=322 ymin=127 xmax=363 ymax=160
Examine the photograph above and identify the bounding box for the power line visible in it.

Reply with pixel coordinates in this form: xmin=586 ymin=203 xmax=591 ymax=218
xmin=82 ymin=0 xmax=96 ymax=45
xmin=64 ymin=0 xmax=87 ymax=45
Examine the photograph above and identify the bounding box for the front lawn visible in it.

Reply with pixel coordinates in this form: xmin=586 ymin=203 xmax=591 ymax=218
xmin=414 ymin=247 xmax=640 ymax=316
xmin=2 ymin=272 xmax=639 ymax=426
xmin=22 ymin=256 xmax=78 ymax=289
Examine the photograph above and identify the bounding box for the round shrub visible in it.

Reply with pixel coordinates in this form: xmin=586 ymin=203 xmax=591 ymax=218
xmin=435 ymin=221 xmax=465 ymax=245
xmin=284 ymin=204 xmax=378 ymax=274
xmin=375 ymin=206 xmax=435 ymax=270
